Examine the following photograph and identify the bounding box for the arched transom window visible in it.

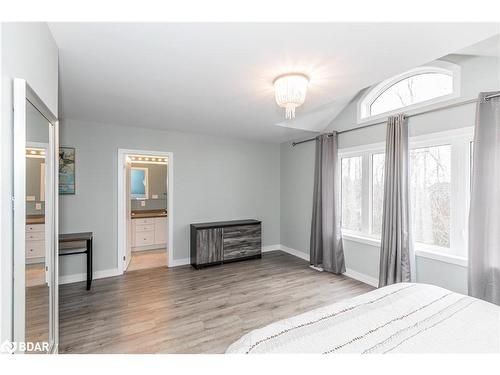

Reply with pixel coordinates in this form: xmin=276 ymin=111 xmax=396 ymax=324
xmin=358 ymin=63 xmax=460 ymax=122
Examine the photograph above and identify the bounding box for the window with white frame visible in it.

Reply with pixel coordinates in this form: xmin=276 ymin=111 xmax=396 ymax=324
xmin=358 ymin=62 xmax=460 ymax=123
xmin=340 ymin=128 xmax=473 ymax=261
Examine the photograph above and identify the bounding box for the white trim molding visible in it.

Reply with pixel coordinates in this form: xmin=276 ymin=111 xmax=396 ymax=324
xmin=262 ymin=244 xmax=310 ymax=261
xmin=272 ymin=244 xmax=378 ymax=287
xmin=415 ymin=249 xmax=467 ymax=267
xmin=59 ymin=268 xmax=121 ymax=285
xmin=339 ymin=127 xmax=474 ymax=267
xmin=169 ymin=258 xmax=190 ymax=267
xmin=117 ymin=148 xmax=174 ymax=273
xmin=261 ymin=244 xmax=283 ymax=253
xmin=344 ymin=268 xmax=379 ymax=287
xmin=342 ymin=232 xmax=381 ymax=247
xmin=279 ymin=245 xmax=310 ymax=261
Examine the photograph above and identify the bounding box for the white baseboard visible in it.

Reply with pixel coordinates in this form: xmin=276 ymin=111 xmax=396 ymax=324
xmin=262 ymin=244 xmax=310 ymax=261
xmin=279 ymin=245 xmax=310 ymax=261
xmin=267 ymin=244 xmax=378 ymax=288
xmin=344 ymin=268 xmax=378 ymax=287
xmin=168 ymin=257 xmax=190 ymax=267
xmin=59 ymin=268 xmax=121 ymax=285
xmin=261 ymin=244 xmax=282 ymax=253
xmin=58 ymin=246 xmax=378 ymax=289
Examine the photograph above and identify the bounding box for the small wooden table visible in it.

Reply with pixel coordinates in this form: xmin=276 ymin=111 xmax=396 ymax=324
xmin=59 ymin=232 xmax=93 ymax=290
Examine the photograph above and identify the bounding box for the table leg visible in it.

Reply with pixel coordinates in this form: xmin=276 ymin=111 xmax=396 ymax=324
xmin=86 ymin=238 xmax=93 ymax=290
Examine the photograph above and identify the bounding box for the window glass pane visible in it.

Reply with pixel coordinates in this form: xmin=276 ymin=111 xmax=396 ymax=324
xmin=341 ymin=156 xmax=362 ymax=231
xmin=370 ymin=73 xmax=452 ymax=116
xmin=371 ymin=153 xmax=385 ymax=235
xmin=410 ymin=145 xmax=451 ymax=248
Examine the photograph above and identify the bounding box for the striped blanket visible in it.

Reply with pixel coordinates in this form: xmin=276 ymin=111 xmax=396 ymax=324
xmin=226 ymin=283 xmax=500 ymax=353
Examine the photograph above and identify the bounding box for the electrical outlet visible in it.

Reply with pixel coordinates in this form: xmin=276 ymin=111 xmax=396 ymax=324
xmin=27 ymin=196 xmax=35 ymax=202
xmin=141 ymin=201 xmax=146 ymax=207
xmin=35 ymin=203 xmax=42 ymax=210
xmin=152 ymin=194 xmax=158 ymax=199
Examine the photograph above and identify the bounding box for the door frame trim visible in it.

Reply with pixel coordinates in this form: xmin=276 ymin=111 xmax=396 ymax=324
xmin=117 ymin=148 xmax=173 ymax=273
xmin=13 ymin=78 xmax=59 ymax=352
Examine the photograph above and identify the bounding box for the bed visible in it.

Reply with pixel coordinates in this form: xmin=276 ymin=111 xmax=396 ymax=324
xmin=226 ymin=283 xmax=500 ymax=353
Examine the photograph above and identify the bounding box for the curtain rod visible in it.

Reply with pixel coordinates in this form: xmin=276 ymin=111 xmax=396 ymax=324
xmin=291 ymin=92 xmax=500 ymax=147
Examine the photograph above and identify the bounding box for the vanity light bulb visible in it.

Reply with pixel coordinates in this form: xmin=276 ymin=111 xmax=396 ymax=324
xmin=30 ymin=150 xmax=37 ymax=154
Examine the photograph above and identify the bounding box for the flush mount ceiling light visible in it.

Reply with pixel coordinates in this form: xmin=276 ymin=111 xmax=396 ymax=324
xmin=273 ymin=73 xmax=309 ymax=120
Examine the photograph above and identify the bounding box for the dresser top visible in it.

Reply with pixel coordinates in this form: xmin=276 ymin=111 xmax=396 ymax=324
xmin=191 ymin=219 xmax=261 ymax=230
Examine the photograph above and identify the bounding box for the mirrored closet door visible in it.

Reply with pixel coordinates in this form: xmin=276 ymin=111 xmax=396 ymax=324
xmin=13 ymin=79 xmax=59 ymax=353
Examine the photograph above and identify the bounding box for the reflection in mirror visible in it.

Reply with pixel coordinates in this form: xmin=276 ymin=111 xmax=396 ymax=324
xmin=25 ymin=100 xmax=50 ymax=353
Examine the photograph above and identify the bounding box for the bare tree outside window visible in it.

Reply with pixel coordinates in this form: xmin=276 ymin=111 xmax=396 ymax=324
xmin=341 ymin=156 xmax=362 ymax=231
xmin=410 ymin=145 xmax=451 ymax=248
xmin=370 ymin=73 xmax=452 ymax=117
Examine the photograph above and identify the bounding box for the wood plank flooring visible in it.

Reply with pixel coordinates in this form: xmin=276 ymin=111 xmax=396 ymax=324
xmin=58 ymin=251 xmax=373 ymax=354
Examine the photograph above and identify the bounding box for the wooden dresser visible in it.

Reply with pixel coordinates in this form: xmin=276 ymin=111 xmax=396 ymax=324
xmin=190 ymin=219 xmax=262 ymax=269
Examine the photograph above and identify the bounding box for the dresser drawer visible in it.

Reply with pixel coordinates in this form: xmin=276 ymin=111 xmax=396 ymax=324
xmin=223 ymin=225 xmax=261 ymax=260
xmin=134 ymin=230 xmax=155 ymax=246
xmin=26 ymin=231 xmax=45 ymax=241
xmin=26 ymin=224 xmax=44 ymax=233
xmin=26 ymin=240 xmax=45 ymax=258
xmin=135 ymin=224 xmax=155 ymax=232
xmin=133 ymin=218 xmax=155 ymax=225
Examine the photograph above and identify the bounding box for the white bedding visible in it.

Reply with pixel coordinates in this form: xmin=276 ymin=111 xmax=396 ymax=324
xmin=226 ymin=283 xmax=500 ymax=353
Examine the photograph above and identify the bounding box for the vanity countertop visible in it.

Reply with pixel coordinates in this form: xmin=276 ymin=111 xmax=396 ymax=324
xmin=131 ymin=209 xmax=167 ymax=219
xmin=26 ymin=215 xmax=45 ymax=225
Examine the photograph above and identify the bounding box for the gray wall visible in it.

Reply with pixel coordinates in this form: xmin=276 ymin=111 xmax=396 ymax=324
xmin=280 ymin=139 xmax=315 ymax=252
xmin=1 ymin=22 xmax=58 ymax=342
xmin=130 ymin=162 xmax=168 ymax=211
xmin=280 ymin=54 xmax=500 ymax=294
xmin=59 ymin=119 xmax=281 ymax=276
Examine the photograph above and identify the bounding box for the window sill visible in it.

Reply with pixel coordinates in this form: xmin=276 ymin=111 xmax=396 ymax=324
xmin=341 ymin=232 xmax=468 ymax=267
xmin=342 ymin=232 xmax=381 ymax=247
xmin=414 ymin=248 xmax=468 ymax=267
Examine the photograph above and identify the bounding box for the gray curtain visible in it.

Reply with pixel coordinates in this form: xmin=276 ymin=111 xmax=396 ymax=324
xmin=310 ymin=133 xmax=345 ymax=274
xmin=379 ymin=114 xmax=412 ymax=287
xmin=468 ymin=91 xmax=500 ymax=305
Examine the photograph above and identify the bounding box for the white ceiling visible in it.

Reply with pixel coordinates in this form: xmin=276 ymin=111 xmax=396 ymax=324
xmin=49 ymin=23 xmax=499 ymax=143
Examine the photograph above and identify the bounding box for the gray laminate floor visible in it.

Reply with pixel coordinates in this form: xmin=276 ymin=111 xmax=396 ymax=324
xmin=58 ymin=251 xmax=373 ymax=353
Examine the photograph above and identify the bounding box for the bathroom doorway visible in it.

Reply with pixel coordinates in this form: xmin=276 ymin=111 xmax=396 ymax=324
xmin=117 ymin=149 xmax=173 ymax=273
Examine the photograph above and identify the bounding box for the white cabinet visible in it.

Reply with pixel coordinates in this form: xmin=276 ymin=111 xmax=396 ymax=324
xmin=134 ymin=229 xmax=155 ymax=246
xmin=154 ymin=217 xmax=167 ymax=244
xmin=26 ymin=224 xmax=45 ymax=263
xmin=131 ymin=216 xmax=167 ymax=250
